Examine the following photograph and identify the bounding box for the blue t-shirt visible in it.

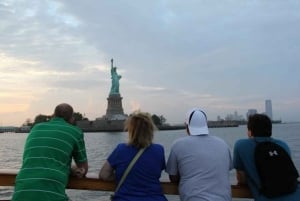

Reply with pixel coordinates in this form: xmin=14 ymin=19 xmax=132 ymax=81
xmin=233 ymin=137 xmax=300 ymax=201
xmin=108 ymin=143 xmax=167 ymax=201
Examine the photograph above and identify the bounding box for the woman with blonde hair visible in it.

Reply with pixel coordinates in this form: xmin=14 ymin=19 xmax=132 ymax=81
xmin=99 ymin=111 xmax=167 ymax=201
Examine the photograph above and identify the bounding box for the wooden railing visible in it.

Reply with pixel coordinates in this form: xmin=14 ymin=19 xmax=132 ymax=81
xmin=0 ymin=169 xmax=252 ymax=200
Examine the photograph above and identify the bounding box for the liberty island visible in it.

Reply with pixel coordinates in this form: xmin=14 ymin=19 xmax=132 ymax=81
xmin=76 ymin=59 xmax=238 ymax=132
xmin=77 ymin=59 xmax=128 ymax=131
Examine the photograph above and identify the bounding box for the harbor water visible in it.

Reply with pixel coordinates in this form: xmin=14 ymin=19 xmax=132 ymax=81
xmin=1 ymin=123 xmax=300 ymax=201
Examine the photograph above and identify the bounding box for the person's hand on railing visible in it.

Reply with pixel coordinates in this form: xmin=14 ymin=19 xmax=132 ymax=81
xmin=70 ymin=166 xmax=86 ymax=178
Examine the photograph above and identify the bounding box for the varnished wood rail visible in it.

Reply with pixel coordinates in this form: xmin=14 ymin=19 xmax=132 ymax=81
xmin=0 ymin=169 xmax=252 ymax=199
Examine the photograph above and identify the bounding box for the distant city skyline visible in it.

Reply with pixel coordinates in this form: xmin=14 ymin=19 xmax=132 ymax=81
xmin=0 ymin=98 xmax=292 ymax=128
xmin=220 ymin=99 xmax=280 ymax=122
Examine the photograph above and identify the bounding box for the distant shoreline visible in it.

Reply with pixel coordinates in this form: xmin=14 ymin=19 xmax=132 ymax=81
xmin=1 ymin=120 xmax=292 ymax=133
xmin=80 ymin=120 xmax=240 ymax=132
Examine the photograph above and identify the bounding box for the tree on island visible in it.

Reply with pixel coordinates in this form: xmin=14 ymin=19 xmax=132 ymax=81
xmin=23 ymin=112 xmax=87 ymax=127
xmin=34 ymin=114 xmax=52 ymax=125
xmin=23 ymin=118 xmax=33 ymax=127
xmin=151 ymin=114 xmax=166 ymax=126
xmin=24 ymin=112 xmax=166 ymax=128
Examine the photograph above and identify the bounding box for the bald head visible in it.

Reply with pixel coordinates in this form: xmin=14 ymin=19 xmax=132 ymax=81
xmin=54 ymin=103 xmax=74 ymax=122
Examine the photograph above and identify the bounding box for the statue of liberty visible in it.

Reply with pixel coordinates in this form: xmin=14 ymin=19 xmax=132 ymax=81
xmin=109 ymin=58 xmax=122 ymax=95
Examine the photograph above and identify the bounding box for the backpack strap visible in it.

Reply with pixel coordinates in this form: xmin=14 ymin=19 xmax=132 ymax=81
xmin=253 ymin=137 xmax=272 ymax=144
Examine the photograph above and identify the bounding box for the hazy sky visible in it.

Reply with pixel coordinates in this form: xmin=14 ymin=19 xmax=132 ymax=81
xmin=1 ymin=0 xmax=300 ymax=126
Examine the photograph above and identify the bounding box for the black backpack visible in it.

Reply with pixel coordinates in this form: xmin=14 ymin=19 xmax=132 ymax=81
xmin=254 ymin=140 xmax=299 ymax=198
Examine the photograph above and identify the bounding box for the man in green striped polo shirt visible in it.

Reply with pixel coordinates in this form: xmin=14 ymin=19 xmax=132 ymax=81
xmin=12 ymin=103 xmax=88 ymax=201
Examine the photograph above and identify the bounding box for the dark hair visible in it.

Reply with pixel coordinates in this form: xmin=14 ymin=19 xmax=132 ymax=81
xmin=247 ymin=114 xmax=272 ymax=137
xmin=125 ymin=111 xmax=156 ymax=148
xmin=54 ymin=103 xmax=74 ymax=122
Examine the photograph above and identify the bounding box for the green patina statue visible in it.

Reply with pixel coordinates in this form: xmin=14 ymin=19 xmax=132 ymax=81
xmin=109 ymin=58 xmax=122 ymax=95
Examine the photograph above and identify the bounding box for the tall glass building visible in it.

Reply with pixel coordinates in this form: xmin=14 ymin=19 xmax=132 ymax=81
xmin=265 ymin=99 xmax=273 ymax=120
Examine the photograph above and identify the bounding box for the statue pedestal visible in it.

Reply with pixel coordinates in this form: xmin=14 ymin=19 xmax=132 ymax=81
xmin=105 ymin=93 xmax=125 ymax=120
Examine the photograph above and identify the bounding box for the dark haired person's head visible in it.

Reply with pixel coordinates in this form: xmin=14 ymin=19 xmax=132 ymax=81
xmin=54 ymin=103 xmax=74 ymax=123
xmin=247 ymin=114 xmax=272 ymax=137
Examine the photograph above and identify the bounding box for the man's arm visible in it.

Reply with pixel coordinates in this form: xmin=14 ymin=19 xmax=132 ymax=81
xmin=71 ymin=161 xmax=88 ymax=178
xmin=236 ymin=170 xmax=247 ymax=185
xmin=169 ymin=174 xmax=180 ymax=183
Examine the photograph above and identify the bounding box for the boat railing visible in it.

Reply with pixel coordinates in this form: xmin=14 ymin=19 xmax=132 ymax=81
xmin=0 ymin=169 xmax=252 ymax=200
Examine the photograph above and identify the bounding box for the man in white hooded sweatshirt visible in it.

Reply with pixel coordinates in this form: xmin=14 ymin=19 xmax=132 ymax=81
xmin=166 ymin=108 xmax=233 ymax=201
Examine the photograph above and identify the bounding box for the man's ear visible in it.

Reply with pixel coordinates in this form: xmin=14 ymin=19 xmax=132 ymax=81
xmin=185 ymin=125 xmax=190 ymax=136
xmin=68 ymin=117 xmax=76 ymax=125
xmin=247 ymin=130 xmax=253 ymax=138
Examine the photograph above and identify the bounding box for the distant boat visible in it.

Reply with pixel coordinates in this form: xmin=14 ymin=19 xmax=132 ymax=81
xmin=272 ymin=120 xmax=282 ymax=124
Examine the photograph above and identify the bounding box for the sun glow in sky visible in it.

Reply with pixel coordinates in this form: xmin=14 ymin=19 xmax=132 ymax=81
xmin=1 ymin=0 xmax=300 ymax=126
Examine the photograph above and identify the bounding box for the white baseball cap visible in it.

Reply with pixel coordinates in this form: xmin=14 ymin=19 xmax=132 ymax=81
xmin=185 ymin=108 xmax=209 ymax=135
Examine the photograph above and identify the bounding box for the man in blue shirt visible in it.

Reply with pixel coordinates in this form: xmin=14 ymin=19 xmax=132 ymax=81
xmin=233 ymin=113 xmax=300 ymax=201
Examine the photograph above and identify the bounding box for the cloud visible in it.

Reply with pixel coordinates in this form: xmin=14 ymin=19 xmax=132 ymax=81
xmin=0 ymin=0 xmax=300 ymax=125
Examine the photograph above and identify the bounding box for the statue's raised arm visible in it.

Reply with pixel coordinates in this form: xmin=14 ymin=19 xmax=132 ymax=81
xmin=111 ymin=58 xmax=114 ymax=70
xmin=109 ymin=58 xmax=122 ymax=95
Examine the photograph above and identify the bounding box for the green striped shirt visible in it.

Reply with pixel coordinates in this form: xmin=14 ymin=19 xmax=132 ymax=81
xmin=12 ymin=117 xmax=87 ymax=201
